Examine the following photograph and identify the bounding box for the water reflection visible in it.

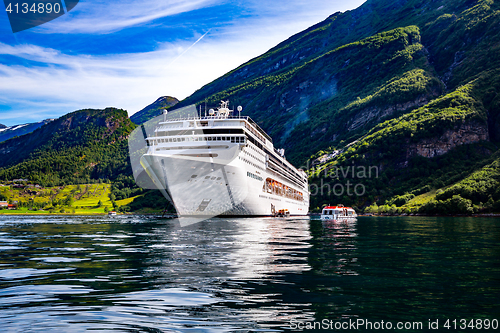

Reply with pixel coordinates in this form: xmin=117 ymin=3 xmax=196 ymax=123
xmin=319 ymin=218 xmax=359 ymax=276
xmin=0 ymin=216 xmax=315 ymax=331
xmin=0 ymin=216 xmax=499 ymax=331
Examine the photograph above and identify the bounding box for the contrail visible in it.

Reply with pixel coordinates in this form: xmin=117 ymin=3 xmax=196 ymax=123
xmin=168 ymin=29 xmax=211 ymax=66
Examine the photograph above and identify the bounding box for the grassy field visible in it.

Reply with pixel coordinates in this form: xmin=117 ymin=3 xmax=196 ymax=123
xmin=115 ymin=194 xmax=141 ymax=207
xmin=404 ymin=189 xmax=437 ymax=209
xmin=73 ymin=184 xmax=112 ymax=208
xmin=0 ymin=183 xmax=116 ymax=215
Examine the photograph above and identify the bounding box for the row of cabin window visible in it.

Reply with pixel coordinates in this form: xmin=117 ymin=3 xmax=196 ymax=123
xmin=323 ymin=210 xmax=341 ymax=215
xmin=244 ymin=149 xmax=265 ymax=165
xmin=153 ymin=136 xmax=245 ymax=144
xmin=247 ymin=171 xmax=263 ymax=181
xmin=323 ymin=210 xmax=354 ymax=215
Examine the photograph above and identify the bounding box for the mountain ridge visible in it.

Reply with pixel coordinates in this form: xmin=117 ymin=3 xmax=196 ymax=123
xmin=130 ymin=96 xmax=179 ymax=125
xmin=177 ymin=0 xmax=475 ymax=110
xmin=0 ymin=108 xmax=135 ymax=186
xmin=0 ymin=119 xmax=55 ymax=144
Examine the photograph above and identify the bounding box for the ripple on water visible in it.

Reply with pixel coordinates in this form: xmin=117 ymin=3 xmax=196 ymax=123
xmin=29 ymin=257 xmax=89 ymax=263
xmin=0 ymin=284 xmax=95 ymax=306
xmin=0 ymin=215 xmax=498 ymax=332
xmin=0 ymin=267 xmax=75 ymax=280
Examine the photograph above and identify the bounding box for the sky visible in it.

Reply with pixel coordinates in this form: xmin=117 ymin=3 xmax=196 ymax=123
xmin=0 ymin=0 xmax=366 ymax=126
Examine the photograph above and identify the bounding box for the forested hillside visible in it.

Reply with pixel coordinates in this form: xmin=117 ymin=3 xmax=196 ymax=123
xmin=0 ymin=108 xmax=135 ymax=186
xmin=307 ymin=0 xmax=500 ymax=213
xmin=168 ymin=0 xmax=500 ymax=214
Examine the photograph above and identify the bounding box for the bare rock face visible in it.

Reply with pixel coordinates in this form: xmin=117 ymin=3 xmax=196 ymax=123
xmin=406 ymin=121 xmax=489 ymax=158
xmin=348 ymin=94 xmax=433 ymax=132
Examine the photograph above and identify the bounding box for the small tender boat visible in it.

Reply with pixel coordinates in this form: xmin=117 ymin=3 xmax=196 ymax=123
xmin=275 ymin=209 xmax=290 ymax=217
xmin=320 ymin=204 xmax=357 ymax=220
xmin=108 ymin=211 xmax=117 ymax=217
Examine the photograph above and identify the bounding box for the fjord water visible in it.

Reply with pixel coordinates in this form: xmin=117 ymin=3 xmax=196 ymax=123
xmin=0 ymin=216 xmax=498 ymax=332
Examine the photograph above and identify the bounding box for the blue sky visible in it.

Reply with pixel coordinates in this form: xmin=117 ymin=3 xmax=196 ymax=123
xmin=0 ymin=0 xmax=365 ymax=126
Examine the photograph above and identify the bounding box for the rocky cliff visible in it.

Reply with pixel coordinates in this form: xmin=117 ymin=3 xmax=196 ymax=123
xmin=406 ymin=121 xmax=489 ymax=158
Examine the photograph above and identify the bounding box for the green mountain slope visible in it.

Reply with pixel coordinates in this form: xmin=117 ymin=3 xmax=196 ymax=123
xmin=178 ymin=0 xmax=474 ymax=109
xmin=167 ymin=0 xmax=500 ymax=213
xmin=309 ymin=74 xmax=495 ymax=207
xmin=305 ymin=0 xmax=500 ymax=212
xmin=173 ymin=0 xmax=498 ymax=165
xmin=130 ymin=96 xmax=179 ymax=125
xmin=0 ymin=108 xmax=136 ymax=186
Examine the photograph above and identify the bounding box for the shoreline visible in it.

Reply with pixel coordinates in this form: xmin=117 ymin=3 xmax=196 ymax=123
xmin=356 ymin=213 xmax=500 ymax=218
xmin=3 ymin=211 xmax=500 ymax=218
xmin=0 ymin=212 xmax=173 ymax=216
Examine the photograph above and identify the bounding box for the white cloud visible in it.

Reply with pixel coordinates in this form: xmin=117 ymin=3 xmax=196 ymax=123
xmin=0 ymin=0 xmax=366 ymax=125
xmin=40 ymin=0 xmax=218 ymax=34
xmin=0 ymin=35 xmax=262 ymax=123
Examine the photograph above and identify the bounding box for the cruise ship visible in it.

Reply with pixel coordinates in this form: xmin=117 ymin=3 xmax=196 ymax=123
xmin=139 ymin=101 xmax=309 ymax=216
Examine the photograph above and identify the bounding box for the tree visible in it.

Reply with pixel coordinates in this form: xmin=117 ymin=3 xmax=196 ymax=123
xmin=64 ymin=195 xmax=73 ymax=206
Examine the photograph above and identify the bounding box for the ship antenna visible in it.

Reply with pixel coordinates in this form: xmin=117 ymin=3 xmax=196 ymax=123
xmin=162 ymin=107 xmax=168 ymax=122
xmin=237 ymin=105 xmax=242 ymax=118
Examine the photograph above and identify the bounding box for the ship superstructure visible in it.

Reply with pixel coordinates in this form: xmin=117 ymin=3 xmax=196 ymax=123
xmin=140 ymin=101 xmax=309 ymax=216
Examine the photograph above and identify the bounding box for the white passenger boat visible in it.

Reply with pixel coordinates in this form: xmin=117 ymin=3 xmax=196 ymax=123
xmin=320 ymin=205 xmax=357 ymax=220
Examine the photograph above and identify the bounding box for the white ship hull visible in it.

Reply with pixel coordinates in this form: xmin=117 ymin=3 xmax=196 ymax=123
xmin=141 ymin=148 xmax=309 ymax=216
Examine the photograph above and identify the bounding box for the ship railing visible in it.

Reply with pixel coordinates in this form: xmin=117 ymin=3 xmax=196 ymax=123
xmin=267 ymin=162 xmax=306 ymax=190
xmin=159 ymin=115 xmax=273 ymax=143
xmin=160 ymin=115 xmax=251 ymax=122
